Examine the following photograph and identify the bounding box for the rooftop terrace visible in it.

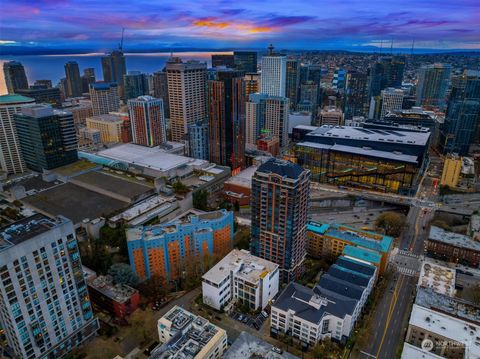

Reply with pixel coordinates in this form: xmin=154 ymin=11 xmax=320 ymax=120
xmin=418 ymin=260 xmax=456 ymax=297
xmin=88 ymin=275 xmax=138 ymax=304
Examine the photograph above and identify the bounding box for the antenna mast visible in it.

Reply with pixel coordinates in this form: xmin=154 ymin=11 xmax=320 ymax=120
xmin=119 ymin=27 xmax=125 ymax=52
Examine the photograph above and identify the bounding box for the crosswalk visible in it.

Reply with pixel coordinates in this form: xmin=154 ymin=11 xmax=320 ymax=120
xmin=397 ymin=250 xmax=420 ymax=259
xmin=396 ymin=266 xmax=418 ymax=277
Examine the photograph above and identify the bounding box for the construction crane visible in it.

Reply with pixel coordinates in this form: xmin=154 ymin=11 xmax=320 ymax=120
xmin=118 ymin=27 xmax=125 ymax=52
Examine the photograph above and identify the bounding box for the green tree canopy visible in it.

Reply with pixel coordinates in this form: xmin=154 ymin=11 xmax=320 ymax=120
xmin=375 ymin=211 xmax=406 ymax=237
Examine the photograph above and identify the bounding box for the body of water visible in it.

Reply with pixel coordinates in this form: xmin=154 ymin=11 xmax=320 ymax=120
xmin=0 ymin=51 xmax=230 ymax=95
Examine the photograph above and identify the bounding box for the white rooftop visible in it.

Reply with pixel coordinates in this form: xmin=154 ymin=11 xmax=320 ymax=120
xmin=400 ymin=343 xmax=444 ymax=359
xmin=408 ymin=304 xmax=480 ymax=358
xmin=418 ymin=260 xmax=456 ymax=297
xmin=203 ymin=249 xmax=278 ymax=285
xmin=429 ymin=226 xmax=480 ymax=252
xmin=224 ymin=165 xmax=258 ymax=188
xmin=97 ymin=143 xmax=208 ymax=172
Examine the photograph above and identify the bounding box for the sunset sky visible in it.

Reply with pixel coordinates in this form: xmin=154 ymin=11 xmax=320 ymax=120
xmin=1 ymin=0 xmax=479 ymax=51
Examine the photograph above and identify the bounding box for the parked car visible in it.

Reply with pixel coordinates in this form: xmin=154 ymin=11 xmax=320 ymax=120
xmin=271 ymin=347 xmax=283 ymax=354
xmin=261 ymin=311 xmax=269 ymax=318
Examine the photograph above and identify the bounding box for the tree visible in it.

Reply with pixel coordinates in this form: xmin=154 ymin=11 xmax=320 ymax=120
xmin=108 ymin=263 xmax=139 ymax=287
xmin=375 ymin=211 xmax=406 ymax=237
xmin=193 ymin=189 xmax=209 ymax=211
xmin=99 ymin=224 xmax=128 ymax=257
xmin=138 ymin=275 xmax=171 ymax=301
xmin=172 ymin=181 xmax=189 ymax=196
xmin=311 ymin=339 xmax=343 ymax=358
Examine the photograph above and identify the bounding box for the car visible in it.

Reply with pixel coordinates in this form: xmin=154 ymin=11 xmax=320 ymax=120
xmin=261 ymin=311 xmax=269 ymax=318
xmin=243 ymin=317 xmax=249 ymax=324
xmin=238 ymin=314 xmax=244 ymax=321
xmin=271 ymin=347 xmax=283 ymax=354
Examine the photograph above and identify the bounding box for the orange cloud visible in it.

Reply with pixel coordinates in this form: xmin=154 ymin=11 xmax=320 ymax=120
xmin=192 ymin=18 xmax=273 ymax=34
xmin=193 ymin=18 xmax=230 ymax=29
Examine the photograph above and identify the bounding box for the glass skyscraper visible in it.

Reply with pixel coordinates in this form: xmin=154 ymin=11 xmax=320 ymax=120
xmin=3 ymin=61 xmax=29 ymax=94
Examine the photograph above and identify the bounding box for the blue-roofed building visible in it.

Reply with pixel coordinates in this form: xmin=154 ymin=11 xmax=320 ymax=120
xmin=306 ymin=221 xmax=392 ymax=274
xmin=270 ymin=253 xmax=376 ymax=344
xmin=342 ymin=245 xmax=382 ymax=274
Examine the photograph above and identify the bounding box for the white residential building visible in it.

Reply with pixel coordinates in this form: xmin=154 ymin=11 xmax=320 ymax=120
xmin=152 ymin=306 xmax=227 ymax=359
xmin=271 ymin=256 xmax=376 ymax=344
xmin=260 ymin=45 xmax=286 ymax=97
xmin=202 ymin=249 xmax=279 ymax=311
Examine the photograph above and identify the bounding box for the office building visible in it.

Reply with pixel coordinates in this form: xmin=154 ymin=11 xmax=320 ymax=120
xmin=188 ymin=121 xmax=209 ymax=160
xmin=89 ymin=82 xmax=120 ymax=116
xmin=124 ymin=71 xmax=149 ymax=100
xmin=212 ymin=54 xmax=235 ymax=68
xmin=251 ymin=158 xmax=310 ymax=283
xmin=344 ymin=71 xmax=368 ymax=119
xmin=246 ymin=93 xmax=289 ymax=149
xmin=426 ymin=226 xmax=480 ymax=267
xmin=416 ymin=63 xmax=451 ymax=110
xmin=79 ymin=127 xmax=101 ymax=145
xmin=379 ymin=87 xmax=404 ymax=119
xmin=300 ymin=81 xmax=318 ymax=113
xmin=3 ymin=61 xmax=28 ymax=94
xmin=367 ymin=56 xmax=405 ymax=100
xmin=223 ymin=164 xmax=259 ymax=207
xmin=0 ymin=94 xmax=34 ymax=174
xmin=285 ymin=59 xmax=300 ymax=109
xmin=166 ymin=58 xmax=207 ymax=143
xmin=260 ymin=44 xmax=287 ymax=97
xmin=61 ymin=98 xmax=93 ymax=128
xmin=14 ymin=104 xmax=78 ymax=172
xmin=244 ymin=72 xmax=260 ymax=98
xmin=0 ymin=214 xmax=99 ymax=359
xmin=81 ymin=68 xmax=96 ymax=93
xmin=16 ymin=86 xmax=61 ymax=107
xmin=271 ymin=255 xmax=376 ymax=344
xmin=34 ymin=80 xmax=53 ymax=88
xmin=127 ymin=210 xmax=234 ymax=281
xmin=64 ymin=61 xmax=82 ymax=98
xmin=86 ymin=114 xmax=126 ymax=143
xmin=233 ymin=51 xmax=257 ymax=73
xmin=101 ymin=50 xmax=126 ymax=98
xmin=306 ymin=222 xmax=393 ymax=274
xmin=84 ymin=271 xmax=140 ymax=320
xmin=208 ymin=68 xmax=245 ymax=171
xmin=403 ymin=304 xmax=480 ymax=359
xmin=332 ymin=68 xmax=346 ymax=89
xmin=317 ymin=107 xmax=343 ymax=126
xmin=202 ymin=249 xmax=279 ymax=311
xmin=257 ymin=133 xmax=279 ymax=156
xmin=440 ymin=153 xmax=462 ymax=187
xmin=440 ymin=70 xmax=480 ymax=155
xmin=294 ymin=125 xmax=430 ymax=194
xmin=151 ymin=306 xmax=227 ymax=359
xmin=128 ymin=95 xmax=166 ymax=147
xmin=381 ymin=107 xmax=438 ymax=130
xmin=152 ymin=70 xmax=170 ymax=118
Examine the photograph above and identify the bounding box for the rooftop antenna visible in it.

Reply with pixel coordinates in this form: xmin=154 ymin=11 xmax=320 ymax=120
xmin=410 ymin=39 xmax=415 ymax=57
xmin=268 ymin=43 xmax=274 ymax=55
xmin=379 ymin=39 xmax=383 ymax=54
xmin=390 ymin=39 xmax=393 ymax=54
xmin=118 ymin=27 xmax=125 ymax=52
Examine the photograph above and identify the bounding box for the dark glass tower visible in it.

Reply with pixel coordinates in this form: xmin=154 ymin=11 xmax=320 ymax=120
xmin=212 ymin=54 xmax=235 ymax=68
xmin=208 ymin=68 xmax=246 ymax=171
xmin=285 ymin=59 xmax=300 ymax=110
xmin=124 ymin=71 xmax=149 ymax=100
xmin=250 ymin=158 xmax=310 ymax=283
xmin=367 ymin=56 xmax=405 ymax=100
xmin=440 ymin=70 xmax=480 ymax=155
xmin=64 ymin=61 xmax=82 ymax=98
xmin=153 ymin=70 xmax=170 ymax=118
xmin=3 ymin=61 xmax=28 ymax=94
xmin=344 ymin=71 xmax=368 ymax=119
xmin=101 ymin=50 xmax=127 ymax=98
xmin=14 ymin=105 xmax=78 ymax=171
xmin=234 ymin=51 xmax=258 ymax=73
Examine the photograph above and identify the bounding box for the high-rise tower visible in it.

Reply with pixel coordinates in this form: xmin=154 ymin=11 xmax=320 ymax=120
xmin=128 ymin=95 xmax=167 ymax=147
xmin=3 ymin=61 xmax=28 ymax=94
xmin=64 ymin=61 xmax=82 ymax=98
xmin=260 ymin=44 xmax=287 ymax=97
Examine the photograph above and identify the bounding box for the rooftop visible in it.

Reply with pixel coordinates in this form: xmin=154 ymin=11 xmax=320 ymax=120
xmin=304 ymin=125 xmax=431 ymax=146
xmin=297 ymin=141 xmax=419 ymax=164
xmin=415 ymin=287 xmax=480 ymax=326
xmin=0 ymin=214 xmax=58 ymax=252
xmin=342 ymin=245 xmax=382 ymax=265
xmin=307 ymin=221 xmax=393 ymax=253
xmin=0 ymin=94 xmax=35 ymax=105
xmin=151 ymin=306 xmax=225 ymax=359
xmin=408 ymin=304 xmax=480 ymax=357
xmin=202 ymin=249 xmax=278 ymax=285
xmin=224 ymin=331 xmax=299 ymax=359
xmin=418 ymin=260 xmax=456 ymax=297
xmin=88 ymin=275 xmax=138 ymax=304
xmin=224 ymin=165 xmax=258 ymax=188
xmin=87 ymin=114 xmax=125 ymax=123
xmin=429 ymin=226 xmax=480 ymax=252
xmin=97 ymin=143 xmax=206 ymax=172
xmin=89 ymin=82 xmax=118 ymax=90
xmin=256 ymin=158 xmax=307 ymax=180
xmin=51 ymin=159 xmax=99 ymax=177
xmin=400 ymin=343 xmax=444 ymax=359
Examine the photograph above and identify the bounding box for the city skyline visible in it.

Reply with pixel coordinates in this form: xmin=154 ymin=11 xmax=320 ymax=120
xmin=0 ymin=0 xmax=479 ymax=52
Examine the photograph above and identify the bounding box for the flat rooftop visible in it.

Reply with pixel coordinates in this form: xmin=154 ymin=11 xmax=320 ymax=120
xmin=304 ymin=125 xmax=431 ymax=146
xmin=224 ymin=165 xmax=258 ymax=188
xmin=202 ymin=249 xmax=278 ymax=285
xmin=0 ymin=214 xmax=58 ymax=252
xmin=307 ymin=221 xmax=393 ymax=253
xmin=224 ymin=331 xmax=299 ymax=359
xmin=429 ymin=226 xmax=480 ymax=252
xmin=87 ymin=114 xmax=124 ymax=122
xmin=72 ymin=171 xmax=153 ymax=200
xmin=401 ymin=343 xmax=444 ymax=359
xmin=51 ymin=159 xmax=99 ymax=177
xmin=408 ymin=304 xmax=480 ymax=357
xmin=88 ymin=275 xmax=138 ymax=304
xmin=343 ymin=245 xmax=381 ymax=265
xmin=418 ymin=260 xmax=456 ymax=297
xmin=297 ymin=141 xmax=419 ymax=164
xmin=97 ymin=143 xmax=207 ymax=172
xmin=23 ymin=182 xmax=128 ymax=225
xmin=256 ymin=158 xmax=306 ymax=180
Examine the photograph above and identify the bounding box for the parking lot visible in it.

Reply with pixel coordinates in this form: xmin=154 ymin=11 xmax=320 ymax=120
xmin=229 ymin=305 xmax=271 ymax=331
